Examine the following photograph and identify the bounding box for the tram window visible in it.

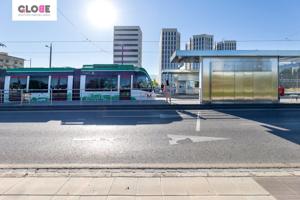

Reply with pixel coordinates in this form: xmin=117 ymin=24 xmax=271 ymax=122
xmin=133 ymin=72 xmax=152 ymax=90
xmin=85 ymin=76 xmax=117 ymax=91
xmin=51 ymin=77 xmax=68 ymax=90
xmin=120 ymin=78 xmax=131 ymax=89
xmin=29 ymin=76 xmax=49 ymax=93
xmin=9 ymin=77 xmax=27 ymax=90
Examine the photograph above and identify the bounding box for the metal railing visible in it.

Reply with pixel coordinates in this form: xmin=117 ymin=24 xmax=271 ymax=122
xmin=0 ymin=88 xmax=202 ymax=105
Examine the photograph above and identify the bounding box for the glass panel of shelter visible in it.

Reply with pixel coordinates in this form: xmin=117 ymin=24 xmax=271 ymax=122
xmin=279 ymin=59 xmax=300 ymax=94
xmin=209 ymin=58 xmax=276 ymax=102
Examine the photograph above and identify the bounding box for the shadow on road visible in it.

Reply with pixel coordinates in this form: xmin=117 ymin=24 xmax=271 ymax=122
xmin=0 ymin=110 xmax=183 ymax=126
xmin=217 ymin=109 xmax=300 ymax=145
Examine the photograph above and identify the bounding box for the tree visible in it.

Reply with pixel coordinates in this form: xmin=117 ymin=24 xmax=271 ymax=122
xmin=152 ymin=79 xmax=159 ymax=88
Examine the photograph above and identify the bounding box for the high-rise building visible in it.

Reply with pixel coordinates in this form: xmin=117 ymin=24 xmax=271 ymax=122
xmin=113 ymin=26 xmax=142 ymax=67
xmin=159 ymin=28 xmax=181 ymax=84
xmin=185 ymin=34 xmax=214 ymax=70
xmin=0 ymin=52 xmax=24 ymax=69
xmin=216 ymin=40 xmax=237 ymax=50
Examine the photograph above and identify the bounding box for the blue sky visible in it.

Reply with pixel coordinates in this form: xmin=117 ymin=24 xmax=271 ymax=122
xmin=1 ymin=0 xmax=300 ymax=75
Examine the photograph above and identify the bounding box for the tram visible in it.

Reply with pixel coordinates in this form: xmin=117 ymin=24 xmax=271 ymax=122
xmin=0 ymin=64 xmax=154 ymax=103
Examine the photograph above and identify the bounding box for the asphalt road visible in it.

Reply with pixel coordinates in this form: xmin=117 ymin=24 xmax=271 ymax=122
xmin=0 ymin=108 xmax=299 ymax=167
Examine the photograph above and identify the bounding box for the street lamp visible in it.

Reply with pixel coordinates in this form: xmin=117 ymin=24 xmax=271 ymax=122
xmin=45 ymin=43 xmax=52 ymax=68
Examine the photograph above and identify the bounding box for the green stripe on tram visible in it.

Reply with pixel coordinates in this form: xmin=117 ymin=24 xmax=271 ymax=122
xmin=6 ymin=67 xmax=74 ymax=73
xmin=82 ymin=64 xmax=148 ymax=73
xmin=6 ymin=64 xmax=149 ymax=74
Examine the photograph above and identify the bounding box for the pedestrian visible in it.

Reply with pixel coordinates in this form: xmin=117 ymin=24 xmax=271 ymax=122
xmin=161 ymin=83 xmax=164 ymax=93
xmin=163 ymin=80 xmax=171 ymax=103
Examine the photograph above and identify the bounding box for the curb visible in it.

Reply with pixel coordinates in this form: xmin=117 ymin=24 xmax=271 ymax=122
xmin=1 ymin=163 xmax=300 ymax=169
xmin=1 ymin=103 xmax=300 ymax=111
xmin=1 ymin=168 xmax=300 ymax=178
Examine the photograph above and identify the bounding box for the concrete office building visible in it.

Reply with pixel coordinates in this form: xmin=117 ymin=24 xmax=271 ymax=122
xmin=185 ymin=34 xmax=214 ymax=70
xmin=113 ymin=26 xmax=142 ymax=67
xmin=171 ymin=50 xmax=300 ymax=103
xmin=216 ymin=40 xmax=237 ymax=50
xmin=0 ymin=52 xmax=24 ymax=69
xmin=159 ymin=28 xmax=181 ymax=84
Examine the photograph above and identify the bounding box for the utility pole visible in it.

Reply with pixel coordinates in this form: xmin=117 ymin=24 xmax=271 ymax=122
xmin=45 ymin=43 xmax=52 ymax=68
xmin=29 ymin=58 xmax=32 ymax=68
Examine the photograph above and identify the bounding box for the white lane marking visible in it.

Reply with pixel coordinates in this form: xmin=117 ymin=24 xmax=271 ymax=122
xmin=167 ymin=134 xmax=229 ymax=145
xmin=196 ymin=112 xmax=201 ymax=132
xmin=46 ymin=120 xmax=61 ymax=125
xmin=63 ymin=122 xmax=84 ymax=125
xmin=73 ymin=138 xmax=96 ymax=141
xmin=72 ymin=137 xmax=113 ymax=142
xmin=239 ymin=121 xmax=289 ymax=131
xmin=259 ymin=123 xmax=290 ymax=131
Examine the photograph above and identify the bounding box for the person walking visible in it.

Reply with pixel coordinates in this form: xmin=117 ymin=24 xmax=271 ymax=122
xmin=163 ymin=80 xmax=171 ymax=103
xmin=160 ymin=83 xmax=164 ymax=93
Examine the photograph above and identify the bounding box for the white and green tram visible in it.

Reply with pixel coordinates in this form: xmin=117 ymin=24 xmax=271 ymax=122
xmin=0 ymin=64 xmax=154 ymax=103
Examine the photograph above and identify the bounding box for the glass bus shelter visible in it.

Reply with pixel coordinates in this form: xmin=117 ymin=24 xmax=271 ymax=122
xmin=171 ymin=50 xmax=300 ymax=103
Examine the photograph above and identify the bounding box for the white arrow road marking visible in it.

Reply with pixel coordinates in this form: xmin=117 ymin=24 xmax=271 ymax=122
xmin=167 ymin=134 xmax=229 ymax=145
xmin=196 ymin=112 xmax=201 ymax=132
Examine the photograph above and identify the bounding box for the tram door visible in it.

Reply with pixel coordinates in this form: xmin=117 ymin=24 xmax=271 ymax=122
xmin=9 ymin=76 xmax=27 ymax=102
xmin=51 ymin=76 xmax=68 ymax=101
xmin=72 ymin=70 xmax=81 ymax=101
xmin=0 ymin=77 xmax=4 ymax=103
xmin=119 ymin=73 xmax=131 ymax=100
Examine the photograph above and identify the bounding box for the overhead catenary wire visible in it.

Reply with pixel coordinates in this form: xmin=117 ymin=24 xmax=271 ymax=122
xmin=57 ymin=9 xmax=110 ymax=54
xmin=2 ymin=39 xmax=300 ymax=44
xmin=6 ymin=51 xmax=159 ymax=54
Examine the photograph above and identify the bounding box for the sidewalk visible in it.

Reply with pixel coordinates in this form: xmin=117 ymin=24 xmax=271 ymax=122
xmin=0 ymin=171 xmax=299 ymax=200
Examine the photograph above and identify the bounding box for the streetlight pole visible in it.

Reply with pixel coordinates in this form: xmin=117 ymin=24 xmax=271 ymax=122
xmin=45 ymin=43 xmax=52 ymax=68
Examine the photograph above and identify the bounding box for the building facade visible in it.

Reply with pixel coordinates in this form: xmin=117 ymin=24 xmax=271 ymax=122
xmin=159 ymin=28 xmax=181 ymax=84
xmin=216 ymin=40 xmax=237 ymax=50
xmin=185 ymin=34 xmax=214 ymax=70
xmin=113 ymin=26 xmax=142 ymax=67
xmin=0 ymin=52 xmax=24 ymax=69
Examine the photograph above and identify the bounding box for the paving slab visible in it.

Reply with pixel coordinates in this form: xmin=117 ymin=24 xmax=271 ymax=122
xmin=0 ymin=178 xmax=24 ymax=194
xmin=191 ymin=197 xmax=276 ymax=200
xmin=4 ymin=177 xmax=68 ymax=195
xmin=107 ymin=197 xmax=135 ymax=200
xmin=108 ymin=178 xmax=137 ymax=195
xmin=57 ymin=177 xmax=113 ymax=195
xmin=136 ymin=197 xmax=164 ymax=200
xmin=255 ymin=177 xmax=300 ymax=200
xmin=207 ymin=177 xmax=269 ymax=195
xmin=51 ymin=196 xmax=80 ymax=200
xmin=136 ymin=178 xmax=161 ymax=195
xmin=0 ymin=196 xmax=51 ymax=200
xmin=182 ymin=177 xmax=214 ymax=195
xmin=164 ymin=196 xmax=190 ymax=200
xmin=161 ymin=177 xmax=188 ymax=195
